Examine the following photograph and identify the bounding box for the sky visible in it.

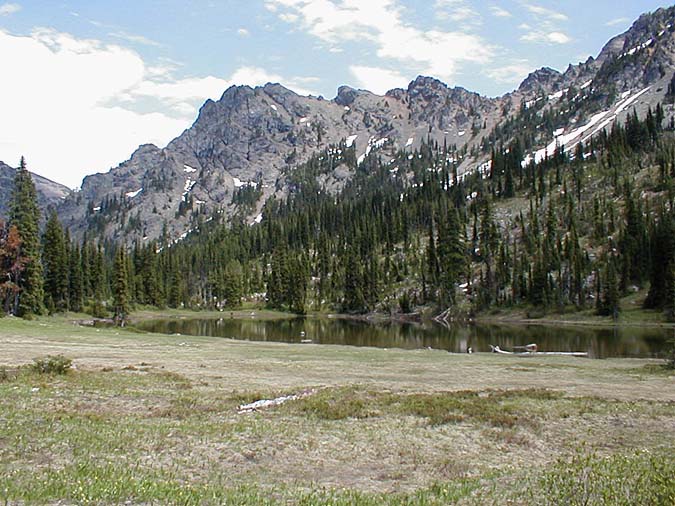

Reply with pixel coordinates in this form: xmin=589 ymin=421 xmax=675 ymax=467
xmin=0 ymin=0 xmax=671 ymax=188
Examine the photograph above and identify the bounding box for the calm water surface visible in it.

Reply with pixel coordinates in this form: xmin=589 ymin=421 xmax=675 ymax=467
xmin=133 ymin=316 xmax=674 ymax=359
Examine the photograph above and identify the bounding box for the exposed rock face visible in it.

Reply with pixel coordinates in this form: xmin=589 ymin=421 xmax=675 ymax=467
xmin=0 ymin=161 xmax=71 ymax=221
xmin=518 ymin=67 xmax=563 ymax=95
xmin=57 ymin=75 xmax=510 ymax=242
xmin=11 ymin=6 xmax=675 ymax=243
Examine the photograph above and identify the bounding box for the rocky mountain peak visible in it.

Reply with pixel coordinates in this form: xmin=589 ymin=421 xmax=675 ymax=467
xmin=335 ymin=85 xmax=365 ymax=106
xmin=518 ymin=67 xmax=563 ymax=94
xmin=407 ymin=75 xmax=447 ymax=98
xmin=591 ymin=6 xmax=675 ymax=93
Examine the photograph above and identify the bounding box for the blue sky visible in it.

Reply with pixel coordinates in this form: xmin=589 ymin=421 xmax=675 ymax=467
xmin=0 ymin=0 xmax=671 ymax=187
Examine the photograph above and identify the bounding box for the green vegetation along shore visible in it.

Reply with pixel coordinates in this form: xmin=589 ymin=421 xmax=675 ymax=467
xmin=1 ymin=316 xmax=673 ymax=505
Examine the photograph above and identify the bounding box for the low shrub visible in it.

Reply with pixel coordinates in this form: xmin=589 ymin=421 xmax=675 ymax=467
xmin=32 ymin=355 xmax=73 ymax=375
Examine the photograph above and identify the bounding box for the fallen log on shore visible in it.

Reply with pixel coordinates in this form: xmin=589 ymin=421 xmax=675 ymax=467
xmin=490 ymin=345 xmax=588 ymax=358
xmin=237 ymin=389 xmax=316 ymax=414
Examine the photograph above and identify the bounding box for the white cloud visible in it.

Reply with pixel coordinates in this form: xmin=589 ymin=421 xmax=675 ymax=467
xmin=490 ymin=5 xmax=512 ymax=18
xmin=486 ymin=61 xmax=532 ymax=85
xmin=519 ymin=2 xmax=569 ymax=45
xmin=521 ymin=30 xmax=571 ymax=44
xmin=435 ymin=0 xmax=481 ymax=24
xmin=349 ymin=65 xmax=409 ymax=94
xmin=279 ymin=13 xmax=299 ymax=23
xmin=548 ymin=32 xmax=571 ymax=44
xmin=523 ymin=3 xmax=568 ymax=22
xmin=108 ymin=30 xmax=163 ymax=48
xmin=605 ymin=17 xmax=629 ymax=27
xmin=519 ymin=2 xmax=571 ymax=47
xmin=266 ymin=0 xmax=493 ymax=84
xmin=0 ymin=2 xmax=20 ymax=15
xmin=0 ymin=28 xmax=315 ymax=188
xmin=237 ymin=28 xmax=250 ymax=37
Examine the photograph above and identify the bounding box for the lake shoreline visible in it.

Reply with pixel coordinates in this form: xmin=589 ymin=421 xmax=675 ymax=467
xmin=111 ymin=306 xmax=675 ymax=331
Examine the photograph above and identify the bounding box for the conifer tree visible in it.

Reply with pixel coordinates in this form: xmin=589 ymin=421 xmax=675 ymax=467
xmin=42 ymin=210 xmax=69 ymax=313
xmin=343 ymin=246 xmax=367 ymax=313
xmin=90 ymin=244 xmax=107 ymax=317
xmin=222 ymin=259 xmax=243 ymax=308
xmin=287 ymin=255 xmax=309 ymax=314
xmin=437 ymin=209 xmax=465 ymax=305
xmin=599 ymin=258 xmax=620 ymax=319
xmin=268 ymin=246 xmax=289 ymax=308
xmin=68 ymin=243 xmax=84 ymax=313
xmin=10 ymin=157 xmax=44 ymax=317
xmin=113 ymin=247 xmax=130 ymax=324
xmin=645 ymin=210 xmax=675 ymax=310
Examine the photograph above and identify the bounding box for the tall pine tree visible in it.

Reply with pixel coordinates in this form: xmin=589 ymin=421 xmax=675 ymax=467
xmin=10 ymin=157 xmax=44 ymax=317
xmin=113 ymin=247 xmax=130 ymax=324
xmin=42 ymin=210 xmax=69 ymax=313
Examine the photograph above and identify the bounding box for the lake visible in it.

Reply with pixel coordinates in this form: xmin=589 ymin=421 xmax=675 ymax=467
xmin=132 ymin=315 xmax=674 ymax=359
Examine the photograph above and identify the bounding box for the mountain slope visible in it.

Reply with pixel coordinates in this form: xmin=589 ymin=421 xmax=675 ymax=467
xmin=58 ymin=78 xmax=504 ymax=242
xmin=0 ymin=161 xmax=71 ymax=221
xmin=37 ymin=5 xmax=675 ymax=242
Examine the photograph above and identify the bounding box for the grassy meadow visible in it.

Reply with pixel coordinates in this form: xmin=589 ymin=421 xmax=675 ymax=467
xmin=0 ymin=315 xmax=673 ymax=505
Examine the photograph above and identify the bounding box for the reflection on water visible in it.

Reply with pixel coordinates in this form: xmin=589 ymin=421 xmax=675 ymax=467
xmin=132 ymin=316 xmax=674 ymax=359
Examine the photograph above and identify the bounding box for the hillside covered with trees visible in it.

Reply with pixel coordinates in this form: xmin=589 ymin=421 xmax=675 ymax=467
xmin=2 ymin=103 xmax=674 ymax=324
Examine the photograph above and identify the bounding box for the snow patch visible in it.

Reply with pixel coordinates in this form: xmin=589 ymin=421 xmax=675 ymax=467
xmin=270 ymin=104 xmax=278 ymax=111
xmin=406 ymin=137 xmax=414 ymax=147
xmin=620 ymin=39 xmax=653 ymax=58
xmin=477 ymin=160 xmax=492 ymax=176
xmin=357 ymin=137 xmax=388 ymax=165
xmin=523 ymin=86 xmax=651 ymax=166
xmin=183 ymin=179 xmax=196 ymax=196
xmin=548 ymin=88 xmax=568 ymax=101
xmin=125 ymin=188 xmax=142 ymax=198
xmin=183 ymin=165 xmax=197 ymax=173
xmin=580 ymin=80 xmax=592 ymax=90
xmin=233 ymin=177 xmax=258 ymax=189
xmin=345 ymin=134 xmax=358 ymax=147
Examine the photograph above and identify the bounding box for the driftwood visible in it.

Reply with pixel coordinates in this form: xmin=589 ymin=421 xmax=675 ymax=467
xmin=237 ymin=389 xmax=316 ymax=414
xmin=490 ymin=344 xmax=588 ymax=358
xmin=434 ymin=308 xmax=452 ymax=326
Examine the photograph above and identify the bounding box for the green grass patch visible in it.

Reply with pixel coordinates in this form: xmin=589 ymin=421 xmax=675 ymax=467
xmin=396 ymin=388 xmax=562 ymax=428
xmin=530 ymin=451 xmax=675 ymax=506
xmin=293 ymin=386 xmax=563 ymax=428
